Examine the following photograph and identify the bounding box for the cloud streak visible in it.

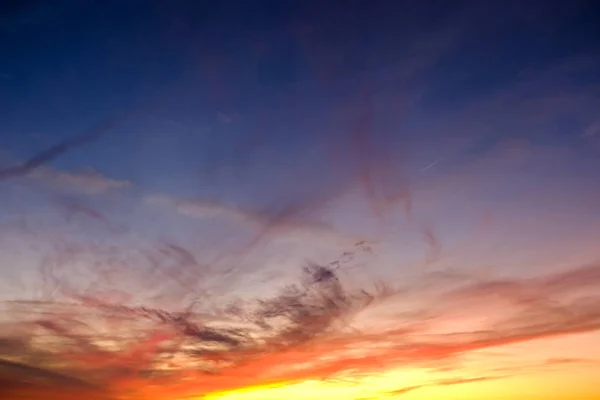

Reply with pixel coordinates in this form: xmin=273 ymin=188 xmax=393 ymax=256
xmin=2 ymin=250 xmax=600 ymax=399
xmin=28 ymin=167 xmax=130 ymax=195
xmin=143 ymin=192 xmax=363 ymax=248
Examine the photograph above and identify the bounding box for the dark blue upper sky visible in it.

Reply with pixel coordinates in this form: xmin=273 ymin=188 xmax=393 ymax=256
xmin=1 ymin=0 xmax=599 ymax=206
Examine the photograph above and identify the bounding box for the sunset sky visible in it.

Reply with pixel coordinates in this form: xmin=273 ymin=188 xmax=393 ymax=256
xmin=1 ymin=1 xmax=600 ymax=399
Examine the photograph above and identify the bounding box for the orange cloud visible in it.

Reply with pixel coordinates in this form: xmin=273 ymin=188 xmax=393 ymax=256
xmin=2 ymin=234 xmax=600 ymax=399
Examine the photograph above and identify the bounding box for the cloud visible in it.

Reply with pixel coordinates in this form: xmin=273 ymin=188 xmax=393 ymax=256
xmin=163 ymin=263 xmax=600 ymax=393
xmin=217 ymin=262 xmax=600 ymax=390
xmin=383 ymin=375 xmax=506 ymax=398
xmin=2 ymin=226 xmax=600 ymax=398
xmin=544 ymin=357 xmax=598 ymax=366
xmin=0 ymin=148 xmax=129 ymax=195
xmin=143 ymin=193 xmax=362 ymax=248
xmin=27 ymin=167 xmax=130 ymax=195
xmin=143 ymin=193 xmax=248 ymax=221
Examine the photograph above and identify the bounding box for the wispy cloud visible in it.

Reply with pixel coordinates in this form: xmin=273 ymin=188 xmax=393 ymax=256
xmin=143 ymin=193 xmax=362 ymax=248
xmin=201 ymin=262 xmax=600 ymax=390
xmin=382 ymin=375 xmax=507 ymax=398
xmin=3 ymin=257 xmax=598 ymax=398
xmin=27 ymin=167 xmax=130 ymax=195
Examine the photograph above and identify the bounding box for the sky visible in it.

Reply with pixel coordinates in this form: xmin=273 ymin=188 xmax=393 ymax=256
xmin=1 ymin=0 xmax=600 ymax=399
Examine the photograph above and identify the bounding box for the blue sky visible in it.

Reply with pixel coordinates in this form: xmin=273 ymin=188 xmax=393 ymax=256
xmin=1 ymin=0 xmax=600 ymax=324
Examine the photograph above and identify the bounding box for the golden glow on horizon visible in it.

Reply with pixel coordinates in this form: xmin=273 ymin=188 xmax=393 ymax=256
xmin=200 ymin=369 xmax=600 ymax=400
xmin=194 ymin=333 xmax=600 ymax=400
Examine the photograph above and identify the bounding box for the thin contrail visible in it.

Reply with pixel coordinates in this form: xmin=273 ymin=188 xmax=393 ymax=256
xmin=420 ymin=158 xmax=443 ymax=172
